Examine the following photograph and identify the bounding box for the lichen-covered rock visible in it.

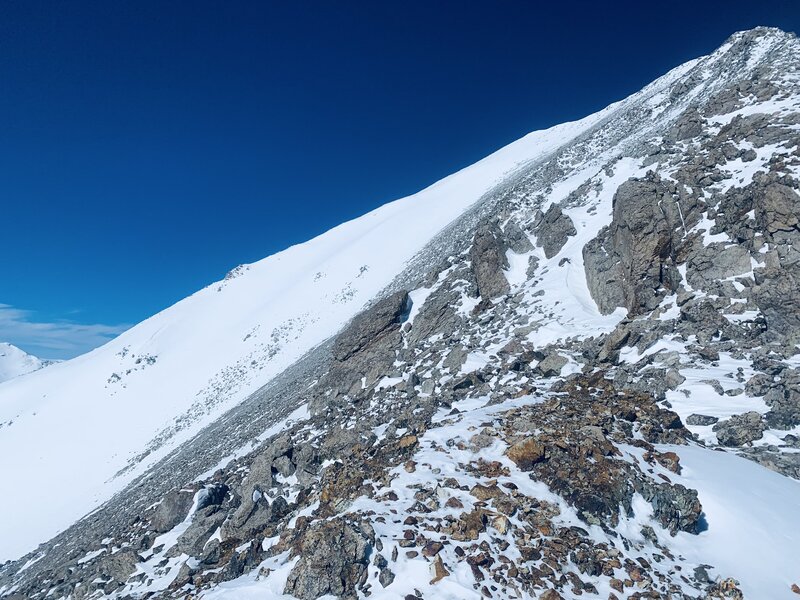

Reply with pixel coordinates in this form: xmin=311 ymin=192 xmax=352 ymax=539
xmin=284 ymin=518 xmax=374 ymax=600
xmin=713 ymin=411 xmax=766 ymax=446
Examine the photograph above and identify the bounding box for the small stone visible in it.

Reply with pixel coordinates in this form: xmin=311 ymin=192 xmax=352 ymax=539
xmin=491 ymin=515 xmax=510 ymax=534
xmin=655 ymin=451 xmax=681 ymax=474
xmin=379 ymin=567 xmax=395 ymax=588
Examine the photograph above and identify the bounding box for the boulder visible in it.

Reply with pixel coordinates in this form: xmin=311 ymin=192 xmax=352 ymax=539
xmin=536 ymin=352 xmax=568 ymax=377
xmin=533 ymin=205 xmax=577 ymax=258
xmin=284 ymin=518 xmax=374 ymax=600
xmin=332 ymin=290 xmax=410 ymax=362
xmin=503 ymin=220 xmax=534 ymax=253
xmin=713 ymin=411 xmax=766 ymax=446
xmin=151 ymin=489 xmax=194 ymax=533
xmin=470 ymin=222 xmax=510 ymax=299
xmin=506 ymin=438 xmax=546 ymax=470
xmin=686 ymin=414 xmax=719 ymax=426
xmin=756 ymin=182 xmax=799 ymax=241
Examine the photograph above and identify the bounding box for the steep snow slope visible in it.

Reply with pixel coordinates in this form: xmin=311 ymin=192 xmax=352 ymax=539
xmin=0 ymin=100 xmax=626 ymax=561
xmin=0 ymin=343 xmax=48 ymax=384
xmin=3 ymin=27 xmax=800 ymax=600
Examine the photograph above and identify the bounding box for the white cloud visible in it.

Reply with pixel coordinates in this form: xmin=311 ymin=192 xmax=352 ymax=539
xmin=0 ymin=304 xmax=130 ymax=360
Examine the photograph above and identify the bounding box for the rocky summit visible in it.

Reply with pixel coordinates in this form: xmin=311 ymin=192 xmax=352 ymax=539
xmin=2 ymin=26 xmax=800 ymax=600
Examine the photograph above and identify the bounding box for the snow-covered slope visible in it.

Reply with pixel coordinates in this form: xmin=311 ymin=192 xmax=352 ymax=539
xmin=0 ymin=343 xmax=49 ymax=384
xmin=3 ymin=26 xmax=800 ymax=600
xmin=0 ymin=100 xmax=622 ymax=562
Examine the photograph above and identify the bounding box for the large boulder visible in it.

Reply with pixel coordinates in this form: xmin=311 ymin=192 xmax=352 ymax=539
xmin=713 ymin=411 xmax=766 ymax=447
xmin=756 ymin=182 xmax=799 ymax=242
xmin=151 ymin=489 xmax=195 ymax=533
xmin=332 ymin=290 xmax=410 ymax=362
xmin=533 ymin=204 xmax=577 ymax=258
xmin=284 ymin=518 xmax=374 ymax=600
xmin=470 ymin=222 xmax=510 ymax=299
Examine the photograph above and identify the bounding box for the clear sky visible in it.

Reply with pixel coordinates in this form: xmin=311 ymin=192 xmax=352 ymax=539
xmin=3 ymin=0 xmax=799 ymax=359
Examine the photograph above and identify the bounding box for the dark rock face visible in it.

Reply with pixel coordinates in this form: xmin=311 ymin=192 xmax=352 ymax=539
xmin=503 ymin=219 xmax=534 ymax=253
xmin=686 ymin=244 xmax=751 ymax=291
xmin=756 ymin=182 xmax=800 ymax=240
xmin=764 ymin=369 xmax=800 ymax=428
xmin=470 ymin=222 xmax=510 ymax=299
xmin=332 ymin=291 xmax=410 ymax=362
xmin=533 ymin=205 xmax=576 ymax=258
xmin=584 ymin=177 xmax=687 ymax=315
xmin=284 ymin=519 xmax=374 ymax=600
xmin=751 ymin=183 xmax=800 ymax=340
xmin=670 ymin=107 xmax=705 ymax=141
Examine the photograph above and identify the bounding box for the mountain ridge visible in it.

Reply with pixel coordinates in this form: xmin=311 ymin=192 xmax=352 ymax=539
xmin=2 ymin=25 xmax=800 ymax=600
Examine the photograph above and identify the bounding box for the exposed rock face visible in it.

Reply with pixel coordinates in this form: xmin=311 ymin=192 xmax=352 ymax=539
xmin=470 ymin=221 xmax=510 ymax=299
xmin=332 ymin=290 xmax=410 ymax=362
xmin=757 ymin=182 xmax=800 ymax=239
xmin=670 ymin=107 xmax=706 ymax=141
xmin=533 ymin=204 xmax=576 ymax=258
xmin=584 ymin=176 xmax=685 ymax=315
xmin=686 ymin=244 xmax=752 ymax=291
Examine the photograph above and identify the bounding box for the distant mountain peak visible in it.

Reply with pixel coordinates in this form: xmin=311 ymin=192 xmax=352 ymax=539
xmin=0 ymin=342 xmax=51 ymax=384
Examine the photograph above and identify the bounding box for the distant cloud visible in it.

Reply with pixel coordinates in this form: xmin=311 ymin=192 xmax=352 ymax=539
xmin=0 ymin=304 xmax=130 ymax=360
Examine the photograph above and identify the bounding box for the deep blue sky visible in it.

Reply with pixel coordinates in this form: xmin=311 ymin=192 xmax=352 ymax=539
xmin=3 ymin=1 xmax=800 ymax=358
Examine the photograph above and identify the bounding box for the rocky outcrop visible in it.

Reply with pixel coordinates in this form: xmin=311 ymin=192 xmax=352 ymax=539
xmin=470 ymin=222 xmax=510 ymax=299
xmin=151 ymin=489 xmax=195 ymax=533
xmin=686 ymin=244 xmax=752 ymax=292
xmin=332 ymin=290 xmax=410 ymax=362
xmin=584 ymin=176 xmax=686 ymax=315
xmin=533 ymin=204 xmax=576 ymax=258
xmin=5 ymin=26 xmax=800 ymax=600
